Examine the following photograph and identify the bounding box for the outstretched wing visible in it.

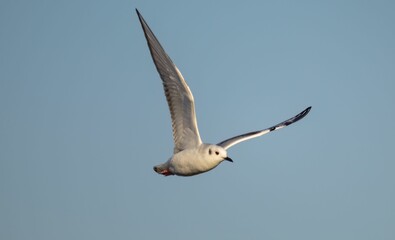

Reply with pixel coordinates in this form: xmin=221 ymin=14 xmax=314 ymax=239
xmin=136 ymin=9 xmax=202 ymax=153
xmin=218 ymin=107 xmax=311 ymax=150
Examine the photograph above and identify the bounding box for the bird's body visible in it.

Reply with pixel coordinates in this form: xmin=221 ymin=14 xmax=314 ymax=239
xmin=136 ymin=9 xmax=311 ymax=177
xmin=154 ymin=144 xmax=229 ymax=176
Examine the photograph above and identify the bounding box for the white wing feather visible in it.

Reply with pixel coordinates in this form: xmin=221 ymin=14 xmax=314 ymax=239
xmin=218 ymin=107 xmax=311 ymax=150
xmin=137 ymin=10 xmax=202 ymax=153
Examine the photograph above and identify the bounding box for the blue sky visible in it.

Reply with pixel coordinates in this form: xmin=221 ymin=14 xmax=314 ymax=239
xmin=1 ymin=0 xmax=394 ymax=239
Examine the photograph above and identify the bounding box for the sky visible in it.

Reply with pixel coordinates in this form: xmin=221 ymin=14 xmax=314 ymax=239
xmin=1 ymin=0 xmax=394 ymax=239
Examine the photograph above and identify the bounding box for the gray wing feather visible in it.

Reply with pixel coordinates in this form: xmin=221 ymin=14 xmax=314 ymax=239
xmin=218 ymin=107 xmax=311 ymax=150
xmin=136 ymin=10 xmax=202 ymax=153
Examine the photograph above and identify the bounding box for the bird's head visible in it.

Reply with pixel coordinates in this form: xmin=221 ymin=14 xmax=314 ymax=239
xmin=206 ymin=145 xmax=233 ymax=163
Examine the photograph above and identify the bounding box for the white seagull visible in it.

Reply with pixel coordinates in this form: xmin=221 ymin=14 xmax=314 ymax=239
xmin=136 ymin=9 xmax=311 ymax=177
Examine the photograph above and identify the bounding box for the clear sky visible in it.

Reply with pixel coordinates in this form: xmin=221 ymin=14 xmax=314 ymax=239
xmin=1 ymin=0 xmax=394 ymax=239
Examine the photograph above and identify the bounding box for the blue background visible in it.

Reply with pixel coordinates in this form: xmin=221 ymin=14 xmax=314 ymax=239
xmin=1 ymin=0 xmax=394 ymax=239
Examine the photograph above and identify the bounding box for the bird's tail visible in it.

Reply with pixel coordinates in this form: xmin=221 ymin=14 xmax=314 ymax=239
xmin=153 ymin=163 xmax=173 ymax=176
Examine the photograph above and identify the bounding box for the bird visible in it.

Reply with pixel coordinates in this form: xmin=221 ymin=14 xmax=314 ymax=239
xmin=136 ymin=9 xmax=311 ymax=177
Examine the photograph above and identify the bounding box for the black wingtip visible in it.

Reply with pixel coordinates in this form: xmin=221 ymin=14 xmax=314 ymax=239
xmin=298 ymin=106 xmax=312 ymax=121
xmin=284 ymin=106 xmax=312 ymax=127
xmin=301 ymin=106 xmax=312 ymax=117
xmin=135 ymin=9 xmax=145 ymax=29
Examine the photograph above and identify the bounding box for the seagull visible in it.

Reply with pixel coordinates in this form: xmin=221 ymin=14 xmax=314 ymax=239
xmin=136 ymin=9 xmax=311 ymax=177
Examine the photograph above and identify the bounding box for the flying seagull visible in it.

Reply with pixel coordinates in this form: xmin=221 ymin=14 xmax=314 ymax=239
xmin=136 ymin=9 xmax=311 ymax=176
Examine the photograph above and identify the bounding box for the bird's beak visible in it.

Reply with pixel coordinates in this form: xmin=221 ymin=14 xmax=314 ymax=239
xmin=224 ymin=156 xmax=233 ymax=162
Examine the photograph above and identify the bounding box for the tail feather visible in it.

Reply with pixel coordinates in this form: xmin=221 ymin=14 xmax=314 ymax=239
xmin=153 ymin=163 xmax=173 ymax=176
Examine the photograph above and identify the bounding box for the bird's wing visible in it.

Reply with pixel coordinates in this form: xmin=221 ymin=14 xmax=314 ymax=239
xmin=217 ymin=107 xmax=311 ymax=150
xmin=136 ymin=9 xmax=202 ymax=153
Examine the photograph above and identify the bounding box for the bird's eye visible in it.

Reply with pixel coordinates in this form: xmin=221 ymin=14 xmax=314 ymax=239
xmin=215 ymin=151 xmax=219 ymax=155
xmin=209 ymin=149 xmax=212 ymax=155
